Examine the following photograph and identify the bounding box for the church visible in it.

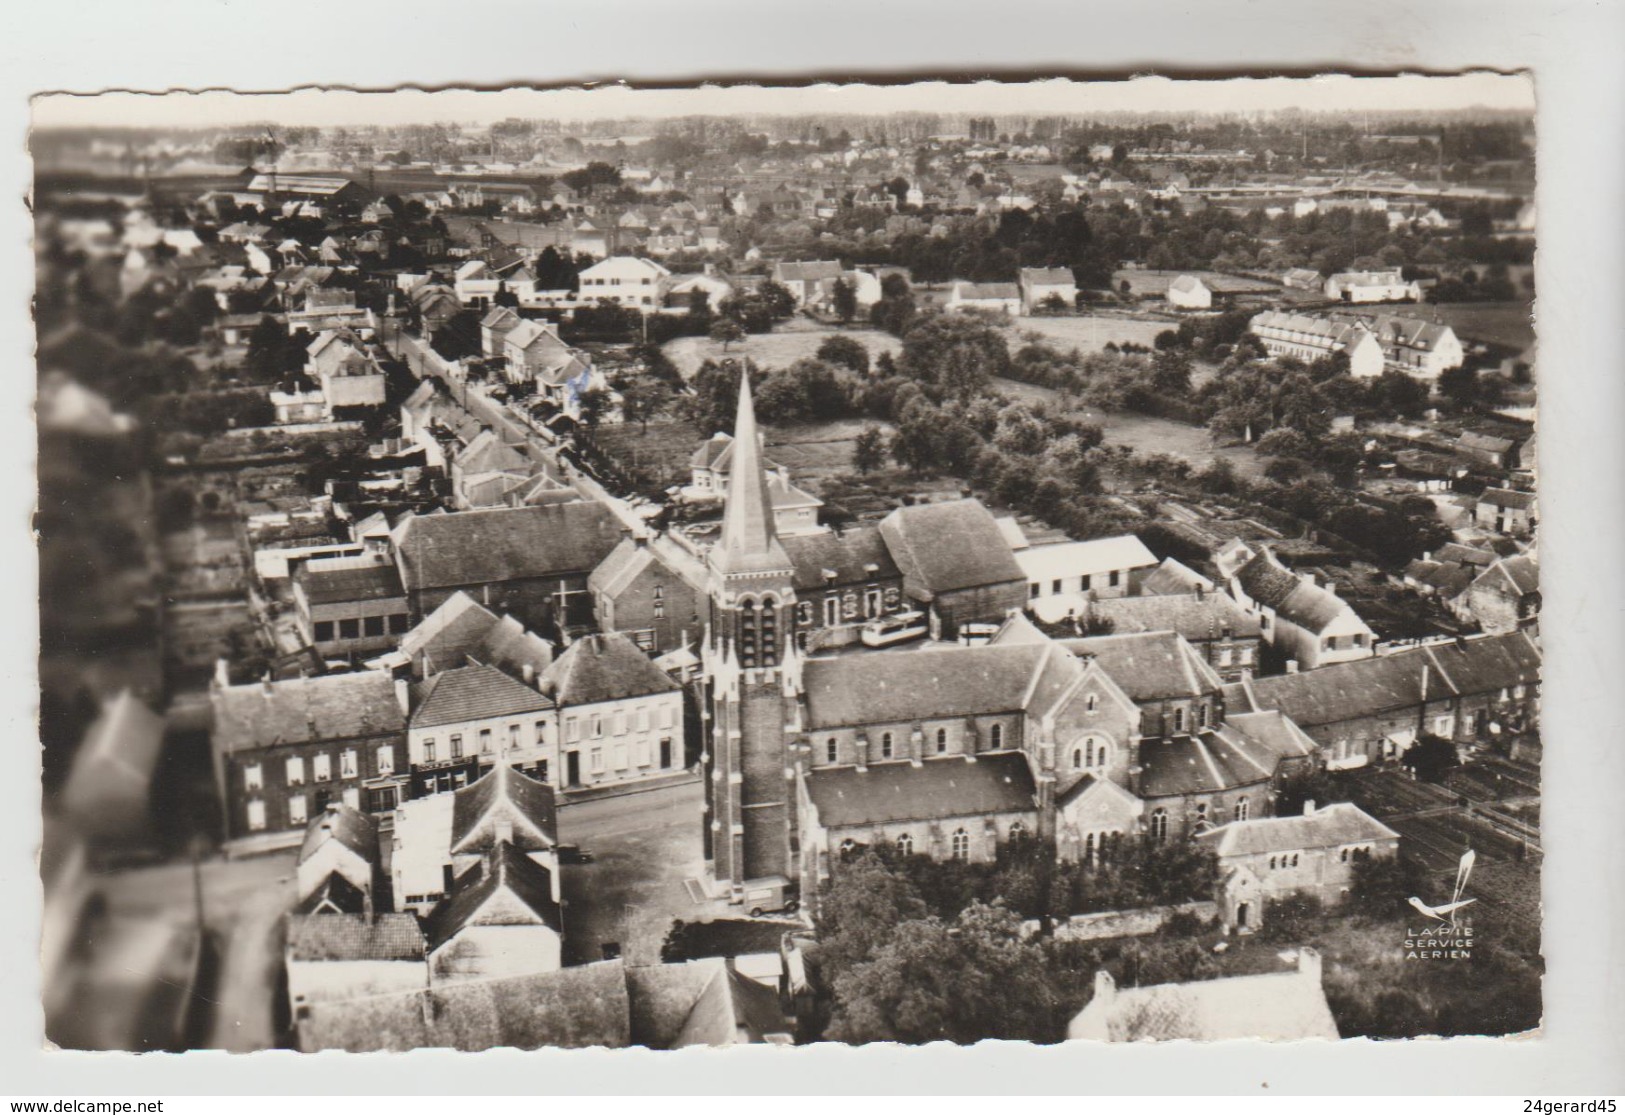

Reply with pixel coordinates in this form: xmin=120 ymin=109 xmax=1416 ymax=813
xmin=698 ymin=372 xmax=1320 ymax=908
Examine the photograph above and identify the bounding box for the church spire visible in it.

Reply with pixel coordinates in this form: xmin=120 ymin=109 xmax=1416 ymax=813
xmin=712 ymin=369 xmax=790 ymax=575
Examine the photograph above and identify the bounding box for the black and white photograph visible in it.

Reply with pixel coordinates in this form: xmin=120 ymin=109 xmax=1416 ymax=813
xmin=26 ymin=71 xmax=1559 ymax=1055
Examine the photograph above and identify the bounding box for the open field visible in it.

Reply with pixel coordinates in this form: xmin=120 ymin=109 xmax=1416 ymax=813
xmin=1423 ymin=300 xmax=1535 ymax=354
xmin=1005 ymin=314 xmax=1174 ymax=353
xmin=989 ymin=376 xmax=1269 ymax=481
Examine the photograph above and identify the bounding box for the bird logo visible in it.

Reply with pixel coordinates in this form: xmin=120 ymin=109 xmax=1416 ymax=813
xmin=1408 ymin=849 xmax=1476 ymax=926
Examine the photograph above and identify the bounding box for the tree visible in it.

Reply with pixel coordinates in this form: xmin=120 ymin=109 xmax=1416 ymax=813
xmin=709 ymin=317 xmax=745 ymax=352
xmin=831 ymin=277 xmax=858 ymax=323
xmin=824 ymin=902 xmax=1059 ymax=1045
xmin=851 ymin=425 xmax=888 ymax=475
xmin=575 ymin=386 xmax=611 ymax=430
xmin=817 ymin=334 xmax=871 ymax=376
xmin=1437 ymin=365 xmax=1483 ymax=408
xmin=1402 ymin=733 xmax=1460 ymax=784
xmin=900 ymin=313 xmax=1009 ymax=400
xmin=1254 ymin=427 xmax=1314 ymax=459
xmin=618 ymin=377 xmax=672 ymax=433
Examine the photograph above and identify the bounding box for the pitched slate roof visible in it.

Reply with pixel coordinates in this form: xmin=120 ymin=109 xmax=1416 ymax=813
xmin=804 ymin=751 xmax=1037 ymax=828
xmin=1060 ymin=630 xmax=1222 ymax=701
xmin=672 ymin=965 xmax=792 ymax=1047
xmin=803 ymin=641 xmax=1075 ymax=729
xmin=286 ymin=913 xmax=425 ymax=963
xmin=1478 ymin=487 xmax=1536 ymax=511
xmin=1234 ymin=551 xmax=1354 ymax=634
xmin=212 ymin=671 xmax=405 ymax=753
xmin=410 ymin=663 xmax=553 ymax=729
xmin=774 ymin=260 xmax=843 ymax=282
xmin=298 ymin=802 xmax=380 ymax=867
xmin=954 ymin=281 xmax=1021 ymax=300
xmin=1139 ymin=557 xmax=1216 ymax=597
xmin=1473 ymin=554 xmax=1539 ymax=598
xmin=1197 ymin=803 xmax=1398 ymax=858
xmin=781 ymin=527 xmax=900 ymax=592
xmin=1169 ymin=274 xmax=1208 ymax=294
xmin=879 ymin=500 xmax=1024 ymax=598
xmin=298 ymin=959 xmax=632 ymax=1051
xmin=1088 ymin=592 xmax=1260 ymax=643
xmin=1076 ymin=962 xmax=1338 ymax=1041
xmin=1233 ymin=630 xmax=1541 ymax=728
xmin=449 ymin=762 xmax=559 ymax=855
xmin=392 ymin=503 xmax=623 ymax=592
xmin=1137 ymin=727 xmax=1276 ymax=798
xmin=1019 ymin=267 xmax=1077 ymax=286
xmin=1248 ymin=310 xmax=1372 ymax=348
xmin=541 ymin=632 xmax=681 ymax=707
xmin=295 ymin=560 xmax=405 ymax=605
xmin=425 ymin=841 xmax=562 ymax=950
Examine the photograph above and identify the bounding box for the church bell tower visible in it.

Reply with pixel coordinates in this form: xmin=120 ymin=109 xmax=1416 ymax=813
xmin=701 ymin=371 xmax=801 ymax=899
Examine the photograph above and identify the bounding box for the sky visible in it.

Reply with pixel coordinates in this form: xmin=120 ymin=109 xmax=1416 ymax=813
xmin=32 ymin=74 xmax=1534 ymax=131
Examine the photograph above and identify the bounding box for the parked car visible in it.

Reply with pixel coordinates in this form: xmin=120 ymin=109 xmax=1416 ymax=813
xmin=555 ymin=843 xmax=594 ymax=864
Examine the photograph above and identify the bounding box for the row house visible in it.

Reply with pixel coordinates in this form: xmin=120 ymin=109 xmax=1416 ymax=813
xmin=210 ymin=666 xmax=410 ymax=849
xmin=1014 ymin=534 xmax=1159 ymax=606
xmin=589 ymin=535 xmax=706 ymax=655
xmin=1337 ymin=313 xmax=1465 ymax=380
xmin=1247 ymin=310 xmax=1386 ymax=378
xmin=1227 ymin=629 xmax=1542 ymax=769
xmin=542 ymin=633 xmax=686 ymax=790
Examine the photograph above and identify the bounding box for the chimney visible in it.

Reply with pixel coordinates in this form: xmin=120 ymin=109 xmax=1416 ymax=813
xmin=262 ymin=674 xmax=275 ymax=698
xmin=1303 ymin=799 xmax=1316 ymax=816
xmin=1093 ymin=969 xmax=1117 ymax=1007
xmin=495 ymin=818 xmax=514 ymax=845
xmin=1194 ymin=583 xmax=1205 ymax=601
xmin=522 ymin=662 xmax=536 ymax=686
xmin=1285 ymin=660 xmax=1299 ymax=675
xmin=1297 ymin=946 xmax=1323 ymax=984
xmin=394 ymin=677 xmax=411 ymax=715
xmin=213 ymin=658 xmax=231 ymax=690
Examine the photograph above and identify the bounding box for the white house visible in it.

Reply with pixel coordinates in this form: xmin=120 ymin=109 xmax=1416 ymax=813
xmin=540 ymin=633 xmax=686 ymax=790
xmin=577 ymin=256 xmax=672 ymax=309
xmin=1017 ymin=535 xmax=1159 ymax=606
xmin=1017 ymin=267 xmax=1078 ymax=313
xmin=1229 ymin=547 xmax=1376 ymax=671
xmin=1166 ymin=274 xmax=1213 ymax=310
xmin=391 ymin=762 xmax=562 ymax=915
xmin=1324 ymin=269 xmax=1422 ymax=304
xmin=945 ymin=281 xmax=1021 ymax=315
xmin=1247 ymin=311 xmax=1387 ymax=378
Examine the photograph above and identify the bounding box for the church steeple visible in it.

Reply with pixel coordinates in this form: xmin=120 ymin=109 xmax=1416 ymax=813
xmin=711 ymin=370 xmax=791 ymax=577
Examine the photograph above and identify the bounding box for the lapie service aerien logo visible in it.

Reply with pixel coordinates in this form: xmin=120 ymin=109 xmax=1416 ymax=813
xmin=1403 ymin=849 xmax=1476 ymax=960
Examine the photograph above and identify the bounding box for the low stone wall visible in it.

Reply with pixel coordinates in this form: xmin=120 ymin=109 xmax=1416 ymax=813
xmin=1029 ymin=900 xmax=1218 ymax=942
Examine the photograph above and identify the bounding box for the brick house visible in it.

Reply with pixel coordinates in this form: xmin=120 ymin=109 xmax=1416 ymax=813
xmin=1458 ymin=554 xmax=1540 ymax=635
xmin=782 ymin=526 xmax=906 ymax=650
xmin=210 ymin=666 xmax=410 ymax=848
xmin=407 ymin=663 xmax=557 ymax=795
xmin=1085 ymin=589 xmax=1263 ymax=682
xmin=391 ymin=502 xmax=624 ymax=633
xmin=1196 ymin=801 xmax=1400 ymax=908
xmin=589 ymin=535 xmax=705 ymax=654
